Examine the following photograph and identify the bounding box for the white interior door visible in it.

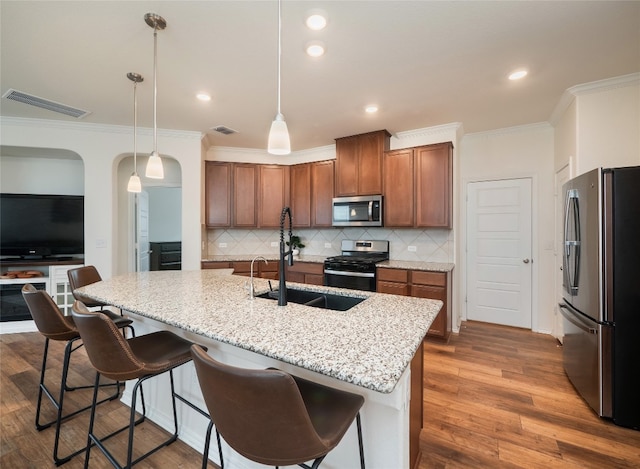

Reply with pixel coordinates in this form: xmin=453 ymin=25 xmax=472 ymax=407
xmin=467 ymin=178 xmax=532 ymax=328
xmin=137 ymin=191 xmax=150 ymax=272
xmin=554 ymin=165 xmax=571 ymax=341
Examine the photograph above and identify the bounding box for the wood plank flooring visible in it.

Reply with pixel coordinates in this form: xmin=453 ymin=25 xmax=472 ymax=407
xmin=420 ymin=321 xmax=640 ymax=468
xmin=1 ymin=321 xmax=639 ymax=468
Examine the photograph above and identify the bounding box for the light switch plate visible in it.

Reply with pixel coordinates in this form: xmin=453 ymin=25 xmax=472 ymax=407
xmin=408 ymin=245 xmax=417 ymax=252
xmin=324 ymin=243 xmax=332 ymax=248
xmin=219 ymin=242 xmax=227 ymax=248
xmin=271 ymin=241 xmax=278 ymax=247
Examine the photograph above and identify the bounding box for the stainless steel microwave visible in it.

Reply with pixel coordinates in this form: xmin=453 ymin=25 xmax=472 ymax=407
xmin=332 ymin=195 xmax=383 ymax=227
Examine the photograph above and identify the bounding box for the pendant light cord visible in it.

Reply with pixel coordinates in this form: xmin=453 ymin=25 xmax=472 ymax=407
xmin=153 ymin=26 xmax=158 ymax=154
xmin=133 ymin=79 xmax=138 ymax=172
xmin=277 ymin=0 xmax=282 ymax=115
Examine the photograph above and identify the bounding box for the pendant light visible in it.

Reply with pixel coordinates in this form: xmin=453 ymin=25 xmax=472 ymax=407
xmin=267 ymin=0 xmax=291 ymax=155
xmin=127 ymin=72 xmax=143 ymax=193
xmin=144 ymin=13 xmax=166 ymax=179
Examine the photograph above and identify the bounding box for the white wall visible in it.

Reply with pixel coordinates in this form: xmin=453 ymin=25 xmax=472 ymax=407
xmin=0 ymin=154 xmax=84 ymax=195
xmin=459 ymin=123 xmax=556 ymax=333
xmin=0 ymin=117 xmax=202 ymax=278
xmin=576 ymin=83 xmax=640 ymax=174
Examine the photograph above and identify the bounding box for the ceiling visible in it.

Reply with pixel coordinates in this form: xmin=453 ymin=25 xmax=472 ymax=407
xmin=1 ymin=1 xmax=639 ymax=152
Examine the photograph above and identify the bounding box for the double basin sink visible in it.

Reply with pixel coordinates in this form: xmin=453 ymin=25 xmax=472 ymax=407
xmin=256 ymin=288 xmax=365 ymax=311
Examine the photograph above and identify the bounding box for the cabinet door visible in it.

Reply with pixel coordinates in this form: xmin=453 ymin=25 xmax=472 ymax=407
xmin=334 ymin=136 xmax=359 ymax=196
xmin=415 ymin=142 xmax=453 ymax=228
xmin=205 ymin=161 xmax=232 ymax=227
xmin=233 ymin=164 xmax=258 ymax=227
xmin=383 ymin=149 xmax=415 ymax=227
xmin=358 ymin=130 xmax=388 ymax=195
xmin=411 ymin=284 xmax=447 ymax=338
xmin=259 ymin=165 xmax=290 ymax=228
xmin=291 ymin=163 xmax=311 ymax=228
xmin=311 ymin=160 xmax=334 ymax=227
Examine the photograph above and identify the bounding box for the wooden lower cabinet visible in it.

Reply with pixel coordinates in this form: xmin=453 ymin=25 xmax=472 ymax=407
xmin=201 ymin=261 xmax=278 ymax=279
xmin=285 ymin=261 xmax=324 ymax=285
xmin=377 ymin=267 xmax=451 ymax=340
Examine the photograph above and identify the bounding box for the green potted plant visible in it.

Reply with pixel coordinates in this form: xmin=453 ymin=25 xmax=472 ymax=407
xmin=286 ymin=235 xmax=305 ymax=257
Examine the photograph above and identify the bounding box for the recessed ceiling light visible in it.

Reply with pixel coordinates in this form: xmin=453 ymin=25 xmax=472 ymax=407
xmin=306 ymin=41 xmax=325 ymax=58
xmin=306 ymin=12 xmax=327 ymax=30
xmin=365 ymin=105 xmax=378 ymax=114
xmin=508 ymin=69 xmax=528 ymax=80
xmin=196 ymin=93 xmax=211 ymax=101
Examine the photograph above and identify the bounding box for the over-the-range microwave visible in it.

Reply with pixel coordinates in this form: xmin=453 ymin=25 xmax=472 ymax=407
xmin=332 ymin=195 xmax=383 ymax=227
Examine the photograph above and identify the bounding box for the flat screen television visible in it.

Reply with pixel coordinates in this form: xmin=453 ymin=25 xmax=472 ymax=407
xmin=0 ymin=193 xmax=84 ymax=259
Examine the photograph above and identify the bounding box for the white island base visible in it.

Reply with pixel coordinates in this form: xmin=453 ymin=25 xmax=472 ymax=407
xmin=123 ymin=313 xmax=419 ymax=469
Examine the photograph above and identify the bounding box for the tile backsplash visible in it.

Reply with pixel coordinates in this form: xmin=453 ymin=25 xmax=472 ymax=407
xmin=206 ymin=227 xmax=453 ymax=262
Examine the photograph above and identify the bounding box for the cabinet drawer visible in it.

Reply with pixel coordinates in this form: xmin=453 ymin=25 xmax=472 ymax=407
xmin=202 ymin=261 xmax=231 ymax=269
xmin=377 ymin=268 xmax=408 ymax=283
xmin=231 ymin=261 xmax=251 ymax=274
xmin=411 ymin=270 xmax=446 ymax=287
xmin=410 ymin=284 xmax=446 ymax=301
xmin=377 ymin=280 xmax=409 ymax=296
xmin=286 ymin=262 xmax=323 ymax=275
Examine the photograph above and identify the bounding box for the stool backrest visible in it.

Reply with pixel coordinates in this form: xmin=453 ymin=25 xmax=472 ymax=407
xmin=22 ymin=283 xmax=78 ymax=341
xmin=67 ymin=266 xmax=103 ymax=308
xmin=71 ymin=300 xmax=143 ymax=381
xmin=191 ymin=344 xmax=328 ymax=466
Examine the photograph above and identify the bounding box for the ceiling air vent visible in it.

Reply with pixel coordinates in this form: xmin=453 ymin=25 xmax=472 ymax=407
xmin=211 ymin=125 xmax=238 ymax=135
xmin=2 ymin=88 xmax=91 ymax=118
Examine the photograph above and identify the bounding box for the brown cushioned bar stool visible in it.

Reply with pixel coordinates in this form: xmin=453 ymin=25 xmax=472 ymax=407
xmin=68 ymin=265 xmax=120 ymax=313
xmin=191 ymin=344 xmax=365 ymax=469
xmin=72 ymin=301 xmax=208 ymax=469
xmin=21 ymin=283 xmax=134 ymax=466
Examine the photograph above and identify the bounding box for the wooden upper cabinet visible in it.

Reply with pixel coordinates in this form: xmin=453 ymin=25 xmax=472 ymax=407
xmin=383 ymin=149 xmax=415 ymax=227
xmin=233 ymin=164 xmax=257 ymax=227
xmin=205 ymin=161 xmax=232 ymax=227
xmin=290 ymin=163 xmax=311 ymax=228
xmin=311 ymin=160 xmax=334 ymax=227
xmin=258 ymin=165 xmax=290 ymax=228
xmin=415 ymin=142 xmax=453 ymax=228
xmin=335 ymin=130 xmax=390 ymax=196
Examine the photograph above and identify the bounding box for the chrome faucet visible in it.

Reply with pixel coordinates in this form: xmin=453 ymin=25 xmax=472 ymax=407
xmin=249 ymin=256 xmax=268 ymax=299
xmin=278 ymin=207 xmax=294 ymax=306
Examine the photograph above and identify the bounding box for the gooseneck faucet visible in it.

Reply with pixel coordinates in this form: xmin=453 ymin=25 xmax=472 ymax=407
xmin=249 ymin=256 xmax=268 ymax=299
xmin=278 ymin=207 xmax=294 ymax=306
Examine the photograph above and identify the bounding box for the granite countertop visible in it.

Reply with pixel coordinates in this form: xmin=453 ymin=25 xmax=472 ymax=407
xmin=202 ymin=254 xmax=326 ymax=264
xmin=376 ymin=260 xmax=455 ymax=272
xmin=76 ymin=270 xmax=440 ymax=394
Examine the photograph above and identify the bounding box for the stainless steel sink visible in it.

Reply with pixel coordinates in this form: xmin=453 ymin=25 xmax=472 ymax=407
xmin=256 ymin=288 xmax=365 ymax=311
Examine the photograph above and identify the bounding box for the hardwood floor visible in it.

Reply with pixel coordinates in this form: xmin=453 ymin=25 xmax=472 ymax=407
xmin=1 ymin=321 xmax=639 ymax=468
xmin=420 ymin=321 xmax=640 ymax=468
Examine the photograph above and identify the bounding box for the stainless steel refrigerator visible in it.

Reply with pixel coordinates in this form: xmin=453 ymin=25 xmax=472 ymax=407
xmin=560 ymin=166 xmax=640 ymax=430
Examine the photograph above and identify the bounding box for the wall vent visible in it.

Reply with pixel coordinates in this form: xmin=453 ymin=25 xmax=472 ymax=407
xmin=2 ymin=89 xmax=91 ymax=118
xmin=211 ymin=125 xmax=238 ymax=135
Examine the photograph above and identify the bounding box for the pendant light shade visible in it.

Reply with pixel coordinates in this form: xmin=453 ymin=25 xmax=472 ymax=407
xmin=127 ymin=72 xmax=143 ymax=193
xmin=144 ymin=13 xmax=166 ymax=178
xmin=268 ymin=113 xmax=291 ymax=155
xmin=267 ymin=0 xmax=291 ymax=155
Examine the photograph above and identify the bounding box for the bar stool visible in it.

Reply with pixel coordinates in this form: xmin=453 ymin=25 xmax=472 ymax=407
xmin=190 ymin=344 xmax=366 ymax=469
xmin=72 ymin=300 xmax=208 ymax=469
xmin=21 ymin=283 xmax=134 ymax=466
xmin=67 ymin=265 xmax=119 ymax=313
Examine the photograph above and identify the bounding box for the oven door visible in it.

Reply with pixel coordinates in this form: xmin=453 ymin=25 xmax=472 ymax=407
xmin=324 ymin=269 xmax=376 ymax=292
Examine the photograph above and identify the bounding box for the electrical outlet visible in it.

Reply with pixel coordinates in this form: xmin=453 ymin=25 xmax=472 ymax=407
xmin=408 ymin=245 xmax=417 ymax=252
xmin=271 ymin=241 xmax=278 ymax=247
xmin=96 ymin=239 xmax=107 ymax=248
xmin=219 ymin=242 xmax=227 ymax=248
xmin=324 ymin=243 xmax=332 ymax=248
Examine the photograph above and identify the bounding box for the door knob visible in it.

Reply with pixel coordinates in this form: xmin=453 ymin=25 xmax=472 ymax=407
xmin=523 ymin=258 xmax=530 ymax=264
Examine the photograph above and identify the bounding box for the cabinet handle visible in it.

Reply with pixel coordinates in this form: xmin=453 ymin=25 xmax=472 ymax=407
xmin=523 ymin=258 xmax=530 ymax=264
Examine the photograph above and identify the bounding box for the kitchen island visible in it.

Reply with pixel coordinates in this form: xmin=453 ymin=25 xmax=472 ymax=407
xmin=77 ymin=270 xmax=441 ymax=469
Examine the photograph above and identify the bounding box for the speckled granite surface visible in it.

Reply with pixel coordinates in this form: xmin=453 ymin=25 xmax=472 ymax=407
xmin=202 ymin=254 xmax=326 ymax=264
xmin=377 ymin=260 xmax=455 ymax=272
xmin=77 ymin=270 xmax=440 ymax=394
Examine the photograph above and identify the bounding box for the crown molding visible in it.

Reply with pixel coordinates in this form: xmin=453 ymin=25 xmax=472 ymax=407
xmin=0 ymin=116 xmax=202 ymax=140
xmin=463 ymin=122 xmax=552 ymax=140
xmin=549 ymin=73 xmax=640 ymax=126
xmin=394 ymin=122 xmax=463 ymax=141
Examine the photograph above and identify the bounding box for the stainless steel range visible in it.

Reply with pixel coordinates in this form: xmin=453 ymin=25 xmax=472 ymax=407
xmin=323 ymin=240 xmax=389 ymax=292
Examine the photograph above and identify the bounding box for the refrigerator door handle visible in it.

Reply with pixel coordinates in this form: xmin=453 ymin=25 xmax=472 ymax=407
xmin=563 ymin=189 xmax=581 ymax=294
xmin=559 ymin=303 xmax=597 ymax=334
